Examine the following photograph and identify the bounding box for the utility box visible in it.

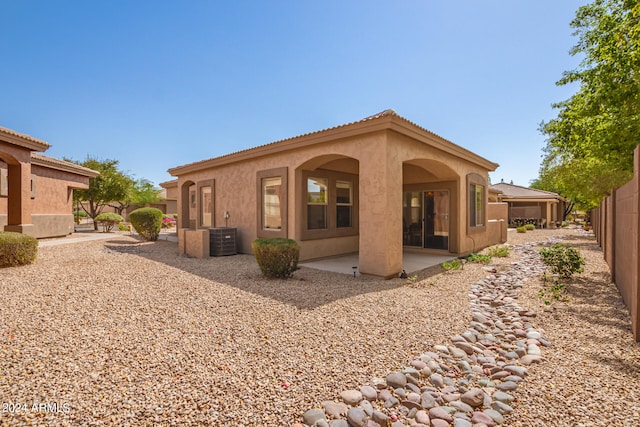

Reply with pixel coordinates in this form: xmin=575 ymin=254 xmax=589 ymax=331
xmin=209 ymin=227 xmax=237 ymax=256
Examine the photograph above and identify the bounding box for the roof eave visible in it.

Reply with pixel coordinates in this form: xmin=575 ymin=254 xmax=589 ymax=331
xmin=169 ymin=113 xmax=499 ymax=177
xmin=31 ymin=154 xmax=100 ymax=178
xmin=0 ymin=127 xmax=50 ymax=152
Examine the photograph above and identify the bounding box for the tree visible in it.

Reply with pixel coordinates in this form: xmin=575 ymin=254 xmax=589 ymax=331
xmin=538 ymin=0 xmax=640 ymax=210
xmin=71 ymin=157 xmax=133 ymax=230
xmin=108 ymin=178 xmax=161 ymax=216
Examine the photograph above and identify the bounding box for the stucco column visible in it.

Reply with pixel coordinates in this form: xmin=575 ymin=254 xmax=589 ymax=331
xmin=4 ymin=161 xmax=35 ymax=235
xmin=358 ymin=139 xmax=403 ymax=278
xmin=546 ymin=202 xmax=553 ymax=228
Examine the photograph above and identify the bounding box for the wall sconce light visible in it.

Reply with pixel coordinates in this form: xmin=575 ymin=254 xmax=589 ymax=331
xmin=224 ymin=211 xmax=230 ymax=227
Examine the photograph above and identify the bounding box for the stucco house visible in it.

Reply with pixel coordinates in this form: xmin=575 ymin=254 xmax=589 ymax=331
xmin=169 ymin=110 xmax=507 ymax=278
xmin=0 ymin=126 xmax=99 ymax=238
xmin=489 ymin=181 xmax=567 ymax=228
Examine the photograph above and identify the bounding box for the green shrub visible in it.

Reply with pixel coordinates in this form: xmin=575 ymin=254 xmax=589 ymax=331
xmin=538 ymin=275 xmax=568 ymax=305
xmin=561 ymin=221 xmax=569 ymax=227
xmin=566 ymin=214 xmax=574 ymax=222
xmin=118 ymin=223 xmax=131 ymax=231
xmin=539 ymin=244 xmax=585 ymax=278
xmin=468 ymin=253 xmax=492 ymax=263
xmin=0 ymin=232 xmax=38 ymax=267
xmin=251 ymin=238 xmax=300 ymax=278
xmin=442 ymin=259 xmax=462 ymax=271
xmin=487 ymin=245 xmax=510 ymax=257
xmin=129 ymin=207 xmax=163 ymax=241
xmin=525 ymin=223 xmax=535 ymax=231
xmin=516 ymin=226 xmax=527 ymax=233
xmin=94 ymin=212 xmax=124 ymax=232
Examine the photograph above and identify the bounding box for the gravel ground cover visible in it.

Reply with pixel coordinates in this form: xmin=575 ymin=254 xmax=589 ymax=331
xmin=1 ymin=227 xmax=639 ymax=426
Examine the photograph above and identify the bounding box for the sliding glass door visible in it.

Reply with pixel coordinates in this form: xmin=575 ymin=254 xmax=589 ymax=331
xmin=403 ymin=190 xmax=449 ymax=250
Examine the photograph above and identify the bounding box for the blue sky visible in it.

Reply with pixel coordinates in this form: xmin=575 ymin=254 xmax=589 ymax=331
xmin=1 ymin=1 xmax=585 ymax=187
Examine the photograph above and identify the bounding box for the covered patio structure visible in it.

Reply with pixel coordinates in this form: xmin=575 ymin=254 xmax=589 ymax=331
xmin=169 ymin=110 xmax=507 ymax=278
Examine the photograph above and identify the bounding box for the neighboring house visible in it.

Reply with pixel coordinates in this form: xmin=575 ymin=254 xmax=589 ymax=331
xmin=0 ymin=126 xmax=99 ymax=238
xmin=156 ymin=180 xmax=178 ymax=216
xmin=490 ymin=181 xmax=567 ymax=228
xmin=169 ymin=110 xmax=507 ymax=278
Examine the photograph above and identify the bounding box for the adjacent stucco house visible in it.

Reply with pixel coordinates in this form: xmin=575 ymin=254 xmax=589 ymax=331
xmin=489 ymin=181 xmax=567 ymax=228
xmin=169 ymin=110 xmax=507 ymax=278
xmin=0 ymin=126 xmax=99 ymax=238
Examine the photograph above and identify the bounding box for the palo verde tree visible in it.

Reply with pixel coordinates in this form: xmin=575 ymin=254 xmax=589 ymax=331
xmin=71 ymin=157 xmax=134 ymax=230
xmin=536 ymin=0 xmax=640 ymax=211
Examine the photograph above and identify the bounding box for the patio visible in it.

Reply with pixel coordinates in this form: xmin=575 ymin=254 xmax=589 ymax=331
xmin=299 ymin=251 xmax=456 ymax=276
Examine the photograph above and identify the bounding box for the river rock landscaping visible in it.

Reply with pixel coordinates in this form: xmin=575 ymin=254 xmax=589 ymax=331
xmin=1 ymin=227 xmax=638 ymax=426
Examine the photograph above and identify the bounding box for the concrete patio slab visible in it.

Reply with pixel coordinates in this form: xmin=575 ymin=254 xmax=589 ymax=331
xmin=299 ymin=252 xmax=456 ymax=276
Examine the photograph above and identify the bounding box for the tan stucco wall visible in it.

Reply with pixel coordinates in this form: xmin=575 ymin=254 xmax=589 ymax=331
xmin=0 ymin=161 xmax=90 ymax=238
xmin=175 ymin=127 xmax=497 ymax=276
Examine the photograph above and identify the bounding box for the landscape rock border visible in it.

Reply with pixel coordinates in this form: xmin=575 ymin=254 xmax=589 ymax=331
xmin=295 ymin=238 xmax=561 ymax=427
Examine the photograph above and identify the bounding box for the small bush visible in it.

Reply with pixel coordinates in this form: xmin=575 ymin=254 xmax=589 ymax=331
xmin=442 ymin=259 xmax=462 ymax=271
xmin=118 ymin=223 xmax=132 ymax=232
xmin=516 ymin=226 xmax=527 ymax=233
xmin=487 ymin=246 xmax=510 ymax=257
xmin=539 ymin=274 xmax=569 ymax=305
xmin=525 ymin=224 xmax=536 ymax=231
xmin=130 ymin=207 xmax=163 ymax=241
xmin=0 ymin=232 xmax=38 ymax=267
xmin=94 ymin=212 xmax=124 ymax=232
xmin=539 ymin=244 xmax=585 ymax=278
xmin=561 ymin=221 xmax=569 ymax=227
xmin=566 ymin=214 xmax=575 ymax=222
xmin=252 ymin=238 xmax=300 ymax=278
xmin=468 ymin=253 xmax=492 ymax=263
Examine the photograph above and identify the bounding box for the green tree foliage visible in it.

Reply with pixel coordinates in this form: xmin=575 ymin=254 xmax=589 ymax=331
xmin=71 ymin=158 xmax=132 ymax=229
xmin=537 ymin=0 xmax=640 ymax=210
xmin=94 ymin=212 xmax=125 ymax=233
xmin=109 ymin=178 xmax=162 ymax=216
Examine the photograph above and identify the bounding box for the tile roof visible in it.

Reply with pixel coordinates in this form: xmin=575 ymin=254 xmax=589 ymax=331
xmin=490 ymin=182 xmax=563 ymax=199
xmin=169 ymin=109 xmax=498 ymax=175
xmin=31 ymin=153 xmax=100 ymax=177
xmin=0 ymin=126 xmax=50 ymax=151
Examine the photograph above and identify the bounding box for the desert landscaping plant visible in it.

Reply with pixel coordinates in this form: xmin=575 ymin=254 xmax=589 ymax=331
xmin=538 ymin=274 xmax=569 ymax=305
xmin=129 ymin=207 xmax=163 ymax=241
xmin=467 ymin=253 xmax=492 ymax=264
xmin=94 ymin=212 xmax=124 ymax=232
xmin=525 ymin=224 xmax=536 ymax=231
xmin=0 ymin=232 xmax=38 ymax=267
xmin=441 ymin=258 xmax=462 ymax=271
xmin=487 ymin=245 xmax=510 ymax=257
xmin=251 ymin=238 xmax=300 ymax=278
xmin=516 ymin=226 xmax=527 ymax=233
xmin=539 ymin=243 xmax=585 ymax=278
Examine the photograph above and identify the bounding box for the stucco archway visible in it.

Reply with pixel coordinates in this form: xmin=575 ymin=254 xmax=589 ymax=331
xmin=0 ymin=148 xmax=34 ymax=234
xmin=294 ymin=154 xmax=360 ymax=261
xmin=179 ymin=180 xmax=196 ymax=229
xmin=402 ymin=159 xmax=461 ymax=253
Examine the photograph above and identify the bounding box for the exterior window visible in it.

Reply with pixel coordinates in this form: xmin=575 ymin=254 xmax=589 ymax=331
xmin=336 ymin=180 xmax=352 ymax=228
xmin=262 ymin=177 xmax=282 ymax=230
xmin=469 ymin=184 xmax=484 ymax=227
xmin=201 ymin=186 xmax=212 ymax=227
xmin=307 ymin=177 xmax=327 ymax=230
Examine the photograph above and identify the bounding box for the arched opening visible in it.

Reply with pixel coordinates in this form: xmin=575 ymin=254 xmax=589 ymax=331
xmin=402 ymin=159 xmax=460 ymax=251
xmin=0 ymin=151 xmax=31 ymax=232
xmin=295 ymin=155 xmax=360 ymax=259
xmin=180 ymin=180 xmax=196 ymax=229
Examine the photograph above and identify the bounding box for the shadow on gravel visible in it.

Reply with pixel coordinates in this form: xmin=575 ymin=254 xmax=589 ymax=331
xmin=101 ymin=238 xmax=445 ymax=309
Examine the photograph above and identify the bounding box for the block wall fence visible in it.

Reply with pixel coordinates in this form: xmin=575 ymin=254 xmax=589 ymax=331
xmin=591 ymin=144 xmax=640 ymax=341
